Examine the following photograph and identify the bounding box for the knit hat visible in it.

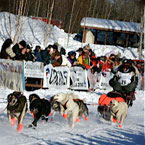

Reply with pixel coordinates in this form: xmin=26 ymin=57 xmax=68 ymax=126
xmin=19 ymin=40 xmax=26 ymax=48
xmin=76 ymin=47 xmax=83 ymax=52
xmin=52 ymin=44 xmax=58 ymax=50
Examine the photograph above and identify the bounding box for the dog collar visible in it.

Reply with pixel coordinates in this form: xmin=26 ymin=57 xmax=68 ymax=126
xmin=114 ymin=110 xmax=119 ymax=115
xmin=17 ymin=93 xmax=22 ymax=98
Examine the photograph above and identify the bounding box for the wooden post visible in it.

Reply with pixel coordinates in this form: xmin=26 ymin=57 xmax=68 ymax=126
xmin=126 ymin=34 xmax=129 ymax=47
xmin=82 ymin=28 xmax=87 ymax=43
xmin=104 ymin=32 xmax=108 ymax=45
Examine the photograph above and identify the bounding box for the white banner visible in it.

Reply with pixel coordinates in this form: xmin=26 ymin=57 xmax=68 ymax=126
xmin=0 ymin=59 xmax=24 ymax=91
xmin=69 ymin=67 xmax=88 ymax=90
xmin=43 ymin=65 xmax=69 ymax=88
xmin=24 ymin=61 xmax=44 ymax=78
xmin=95 ymin=71 xmax=113 ymax=89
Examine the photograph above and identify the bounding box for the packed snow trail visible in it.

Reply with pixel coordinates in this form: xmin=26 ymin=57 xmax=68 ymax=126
xmin=0 ymin=88 xmax=144 ymax=145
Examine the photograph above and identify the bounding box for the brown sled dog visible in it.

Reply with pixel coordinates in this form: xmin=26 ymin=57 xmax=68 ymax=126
xmin=7 ymin=91 xmax=27 ymax=132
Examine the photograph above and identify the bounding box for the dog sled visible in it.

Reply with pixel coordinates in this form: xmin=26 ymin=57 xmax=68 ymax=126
xmin=97 ymin=91 xmax=135 ymax=121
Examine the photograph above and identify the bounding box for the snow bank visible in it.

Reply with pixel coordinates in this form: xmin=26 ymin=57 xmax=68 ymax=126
xmin=0 ymin=12 xmax=144 ymax=59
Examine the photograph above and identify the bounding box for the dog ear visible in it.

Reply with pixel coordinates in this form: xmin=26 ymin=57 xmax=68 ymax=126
xmin=12 ymin=91 xmax=22 ymax=98
xmin=29 ymin=95 xmax=33 ymax=102
xmin=29 ymin=94 xmax=40 ymax=102
xmin=13 ymin=91 xmax=21 ymax=95
xmin=7 ymin=93 xmax=12 ymax=102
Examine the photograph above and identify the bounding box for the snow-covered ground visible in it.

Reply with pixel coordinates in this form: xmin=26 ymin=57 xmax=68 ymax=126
xmin=0 ymin=88 xmax=144 ymax=145
xmin=0 ymin=12 xmax=144 ymax=145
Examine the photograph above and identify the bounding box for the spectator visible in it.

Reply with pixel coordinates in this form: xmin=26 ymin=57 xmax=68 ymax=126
xmin=25 ymin=45 xmax=35 ymax=61
xmin=18 ymin=47 xmax=27 ymax=61
xmin=76 ymin=47 xmax=84 ymax=57
xmin=54 ymin=42 xmax=66 ymax=55
xmin=50 ymin=44 xmax=62 ymax=67
xmin=0 ymin=38 xmax=15 ymax=59
xmin=41 ymin=45 xmax=52 ymax=65
xmin=77 ymin=47 xmax=91 ymax=69
xmin=13 ymin=40 xmax=27 ymax=60
xmin=34 ymin=46 xmax=43 ymax=62
xmin=67 ymin=51 xmax=77 ymax=66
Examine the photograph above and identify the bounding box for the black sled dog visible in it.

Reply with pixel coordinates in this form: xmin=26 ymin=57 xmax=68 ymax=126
xmin=29 ymin=94 xmax=51 ymax=129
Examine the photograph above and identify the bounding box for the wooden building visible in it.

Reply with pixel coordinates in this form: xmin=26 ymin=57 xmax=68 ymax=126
xmin=81 ymin=17 xmax=141 ymax=48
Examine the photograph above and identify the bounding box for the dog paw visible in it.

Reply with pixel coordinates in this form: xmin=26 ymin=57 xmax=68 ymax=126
xmin=118 ymin=121 xmax=121 ymax=124
xmin=84 ymin=117 xmax=88 ymax=121
xmin=17 ymin=124 xmax=23 ymax=133
xmin=30 ymin=112 xmax=34 ymax=118
xmin=63 ymin=113 xmax=67 ymax=119
xmin=50 ymin=118 xmax=54 ymax=122
xmin=45 ymin=118 xmax=48 ymax=122
xmin=119 ymin=124 xmax=122 ymax=128
xmin=28 ymin=124 xmax=36 ymax=129
xmin=42 ymin=120 xmax=45 ymax=125
xmin=112 ymin=118 xmax=117 ymax=123
xmin=11 ymin=118 xmax=16 ymax=126
xmin=75 ymin=118 xmax=80 ymax=122
xmin=82 ymin=115 xmax=85 ymax=118
xmin=49 ymin=112 xmax=52 ymax=116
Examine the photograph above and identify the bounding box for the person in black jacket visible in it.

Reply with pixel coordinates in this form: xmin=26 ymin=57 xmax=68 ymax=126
xmin=34 ymin=46 xmax=43 ymax=62
xmin=13 ymin=40 xmax=27 ymax=60
xmin=41 ymin=45 xmax=52 ymax=65
xmin=109 ymin=59 xmax=139 ymax=106
xmin=25 ymin=45 xmax=35 ymax=61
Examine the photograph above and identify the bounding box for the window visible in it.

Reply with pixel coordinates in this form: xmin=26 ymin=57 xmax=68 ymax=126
xmin=96 ymin=30 xmax=106 ymax=44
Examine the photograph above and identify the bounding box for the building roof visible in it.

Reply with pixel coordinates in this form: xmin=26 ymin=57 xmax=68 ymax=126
xmin=81 ymin=17 xmax=141 ymax=33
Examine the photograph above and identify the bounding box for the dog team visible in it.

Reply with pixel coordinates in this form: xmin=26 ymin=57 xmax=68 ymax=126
xmin=6 ymin=91 xmax=128 ymax=133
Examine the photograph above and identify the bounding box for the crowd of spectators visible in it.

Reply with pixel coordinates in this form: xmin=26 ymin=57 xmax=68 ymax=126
xmin=0 ymin=38 xmax=144 ymax=91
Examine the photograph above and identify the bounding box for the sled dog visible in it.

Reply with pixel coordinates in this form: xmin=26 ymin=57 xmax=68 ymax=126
xmin=53 ymin=93 xmax=80 ymax=128
xmin=29 ymin=94 xmax=51 ymax=129
xmin=110 ymin=100 xmax=128 ymax=128
xmin=7 ymin=91 xmax=27 ymax=132
xmin=50 ymin=95 xmax=89 ymax=121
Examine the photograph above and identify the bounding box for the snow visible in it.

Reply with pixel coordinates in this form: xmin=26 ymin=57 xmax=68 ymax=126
xmin=0 ymin=12 xmax=144 ymax=59
xmin=81 ymin=17 xmax=141 ymax=33
xmin=0 ymin=12 xmax=145 ymax=145
xmin=0 ymin=88 xmax=144 ymax=145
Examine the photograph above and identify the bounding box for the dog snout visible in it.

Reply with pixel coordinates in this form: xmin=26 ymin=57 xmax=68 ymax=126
xmin=9 ymin=99 xmax=17 ymax=105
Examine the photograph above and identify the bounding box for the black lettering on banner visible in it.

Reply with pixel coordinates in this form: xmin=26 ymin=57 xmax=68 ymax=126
xmin=49 ymin=69 xmax=67 ymax=86
xmin=49 ymin=69 xmax=58 ymax=85
xmin=78 ymin=83 xmax=83 ymax=87
xmin=58 ymin=71 xmax=66 ymax=85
